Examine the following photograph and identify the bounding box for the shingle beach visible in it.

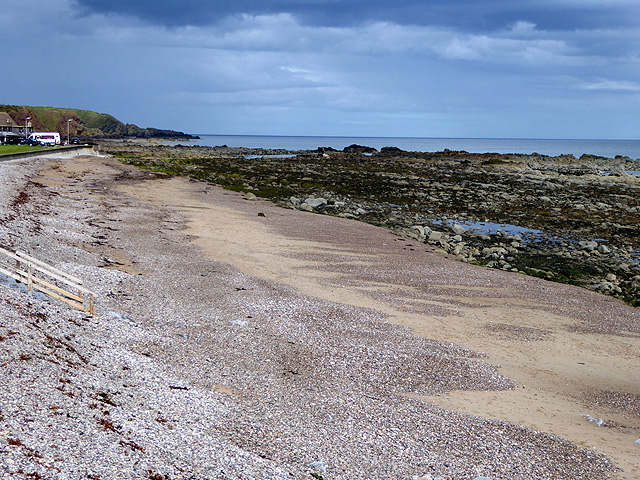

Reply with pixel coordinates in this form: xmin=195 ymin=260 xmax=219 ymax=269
xmin=1 ymin=152 xmax=638 ymax=479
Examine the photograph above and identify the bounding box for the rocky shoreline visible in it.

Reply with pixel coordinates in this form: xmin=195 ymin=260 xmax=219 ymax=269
xmin=101 ymin=140 xmax=640 ymax=306
xmin=2 ymin=152 xmax=639 ymax=479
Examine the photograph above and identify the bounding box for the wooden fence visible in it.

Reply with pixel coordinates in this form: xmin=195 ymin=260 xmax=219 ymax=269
xmin=0 ymin=247 xmax=95 ymax=314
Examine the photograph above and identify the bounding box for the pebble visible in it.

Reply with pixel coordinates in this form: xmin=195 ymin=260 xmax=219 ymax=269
xmin=0 ymin=154 xmax=623 ymax=480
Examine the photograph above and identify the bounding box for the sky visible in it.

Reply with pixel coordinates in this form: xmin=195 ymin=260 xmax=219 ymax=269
xmin=2 ymin=0 xmax=640 ymax=138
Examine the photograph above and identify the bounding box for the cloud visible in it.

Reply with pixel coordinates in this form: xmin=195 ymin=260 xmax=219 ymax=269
xmin=509 ymin=21 xmax=537 ymax=35
xmin=582 ymin=80 xmax=640 ymax=92
xmin=3 ymin=0 xmax=640 ymax=138
xmin=72 ymin=0 xmax=640 ymax=32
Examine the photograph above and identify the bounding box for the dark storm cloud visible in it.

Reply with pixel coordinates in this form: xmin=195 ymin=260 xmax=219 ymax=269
xmin=5 ymin=0 xmax=640 ymax=138
xmin=74 ymin=0 xmax=638 ymax=30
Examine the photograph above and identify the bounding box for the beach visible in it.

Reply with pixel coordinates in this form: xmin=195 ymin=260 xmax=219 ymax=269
xmin=1 ymin=152 xmax=639 ymax=479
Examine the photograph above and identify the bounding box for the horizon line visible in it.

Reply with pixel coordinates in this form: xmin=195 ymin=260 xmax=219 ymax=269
xmin=189 ymin=134 xmax=640 ymax=142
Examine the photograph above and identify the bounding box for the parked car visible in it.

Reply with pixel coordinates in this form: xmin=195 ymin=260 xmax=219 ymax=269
xmin=3 ymin=136 xmax=22 ymax=145
xmin=20 ymin=138 xmax=42 ymax=146
xmin=71 ymin=137 xmax=80 ymax=144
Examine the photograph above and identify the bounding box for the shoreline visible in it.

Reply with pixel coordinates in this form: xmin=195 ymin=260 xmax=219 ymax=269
xmin=1 ymin=153 xmax=638 ymax=479
xmin=102 ymin=140 xmax=640 ymax=307
xmin=121 ymin=171 xmax=640 ymax=478
xmin=166 ymin=134 xmax=640 ymax=159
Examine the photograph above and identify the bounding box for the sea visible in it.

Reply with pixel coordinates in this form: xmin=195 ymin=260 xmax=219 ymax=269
xmin=174 ymin=135 xmax=640 ymax=160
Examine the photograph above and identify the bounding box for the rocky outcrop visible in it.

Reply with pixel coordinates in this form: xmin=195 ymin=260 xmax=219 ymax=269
xmin=344 ymin=144 xmax=378 ymax=154
xmin=103 ymin=141 xmax=640 ymax=306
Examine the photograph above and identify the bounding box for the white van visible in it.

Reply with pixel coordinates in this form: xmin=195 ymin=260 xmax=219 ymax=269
xmin=29 ymin=132 xmax=61 ymax=146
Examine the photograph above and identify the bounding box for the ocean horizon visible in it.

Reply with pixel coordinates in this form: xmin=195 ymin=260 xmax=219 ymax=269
xmin=172 ymin=135 xmax=640 ymax=160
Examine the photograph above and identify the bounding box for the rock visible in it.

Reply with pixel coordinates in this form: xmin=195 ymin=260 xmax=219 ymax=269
xmin=355 ymin=207 xmax=367 ymax=215
xmin=244 ymin=192 xmax=257 ymax=200
xmin=289 ymin=196 xmax=300 ymax=206
xmin=407 ymin=225 xmax=427 ymax=242
xmin=379 ymin=146 xmax=407 ymax=156
xmin=307 ymin=461 xmax=327 ymax=474
xmin=343 ymin=144 xmax=377 ymax=154
xmin=410 ymin=225 xmax=426 ymax=238
xmin=579 ymin=240 xmax=598 ymax=252
xmin=452 ymin=244 xmax=466 ymax=255
xmin=482 ymin=246 xmax=508 ymax=257
xmin=452 ymin=234 xmax=463 ymax=242
xmin=299 ymin=203 xmax=314 ymax=212
xmin=451 ymin=223 xmax=466 ymax=236
xmin=304 ymin=197 xmax=327 ymax=208
xmin=598 ymin=244 xmax=611 ymax=254
xmin=405 ymin=227 xmax=425 ymax=241
xmin=428 ymin=231 xmax=443 ymax=242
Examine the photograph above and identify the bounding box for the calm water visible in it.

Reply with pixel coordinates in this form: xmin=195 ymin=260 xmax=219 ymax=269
xmin=177 ymin=135 xmax=640 ymax=159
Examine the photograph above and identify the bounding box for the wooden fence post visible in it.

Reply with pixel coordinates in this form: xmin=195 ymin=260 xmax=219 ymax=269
xmin=0 ymin=247 xmax=96 ymax=314
xmin=27 ymin=262 xmax=33 ymax=294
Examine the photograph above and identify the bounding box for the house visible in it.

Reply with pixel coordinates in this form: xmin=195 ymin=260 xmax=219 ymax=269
xmin=0 ymin=111 xmax=31 ymax=143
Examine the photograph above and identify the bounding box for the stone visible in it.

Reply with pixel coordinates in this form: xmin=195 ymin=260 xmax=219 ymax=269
xmin=410 ymin=225 xmax=426 ymax=238
xmin=579 ymin=240 xmax=598 ymax=252
xmin=428 ymin=231 xmax=443 ymax=242
xmin=307 ymin=461 xmax=327 ymax=474
xmin=598 ymin=244 xmax=611 ymax=254
xmin=505 ymin=234 xmax=523 ymax=242
xmin=482 ymin=246 xmax=507 ymax=257
xmin=343 ymin=144 xmax=377 ymax=154
xmin=304 ymin=197 xmax=327 ymax=208
xmin=451 ymin=223 xmax=466 ymax=236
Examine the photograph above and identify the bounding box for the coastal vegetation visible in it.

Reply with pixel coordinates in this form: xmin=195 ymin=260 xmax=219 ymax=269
xmin=0 ymin=105 xmax=195 ymax=140
xmin=101 ymin=140 xmax=640 ymax=306
xmin=0 ymin=145 xmax=46 ymax=155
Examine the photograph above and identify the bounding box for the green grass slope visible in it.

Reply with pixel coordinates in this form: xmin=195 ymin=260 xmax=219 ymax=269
xmin=0 ymin=105 xmax=194 ymax=139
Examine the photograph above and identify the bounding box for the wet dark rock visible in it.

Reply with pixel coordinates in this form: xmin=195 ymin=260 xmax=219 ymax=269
xmin=101 ymin=140 xmax=640 ymax=306
xmin=343 ymin=144 xmax=378 ymax=154
xmin=379 ymin=146 xmax=408 ymax=156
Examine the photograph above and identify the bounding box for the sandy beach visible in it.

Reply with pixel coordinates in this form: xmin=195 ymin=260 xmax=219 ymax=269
xmin=1 ymin=152 xmax=639 ymax=479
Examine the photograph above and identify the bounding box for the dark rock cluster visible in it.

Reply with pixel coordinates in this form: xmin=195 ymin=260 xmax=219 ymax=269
xmin=101 ymin=140 xmax=640 ymax=305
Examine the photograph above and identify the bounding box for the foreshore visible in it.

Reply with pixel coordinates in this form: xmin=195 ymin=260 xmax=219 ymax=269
xmin=101 ymin=140 xmax=640 ymax=307
xmin=1 ymin=152 xmax=639 ymax=479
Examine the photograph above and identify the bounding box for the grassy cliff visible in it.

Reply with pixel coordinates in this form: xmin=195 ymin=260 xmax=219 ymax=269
xmin=0 ymin=105 xmax=195 ymax=139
